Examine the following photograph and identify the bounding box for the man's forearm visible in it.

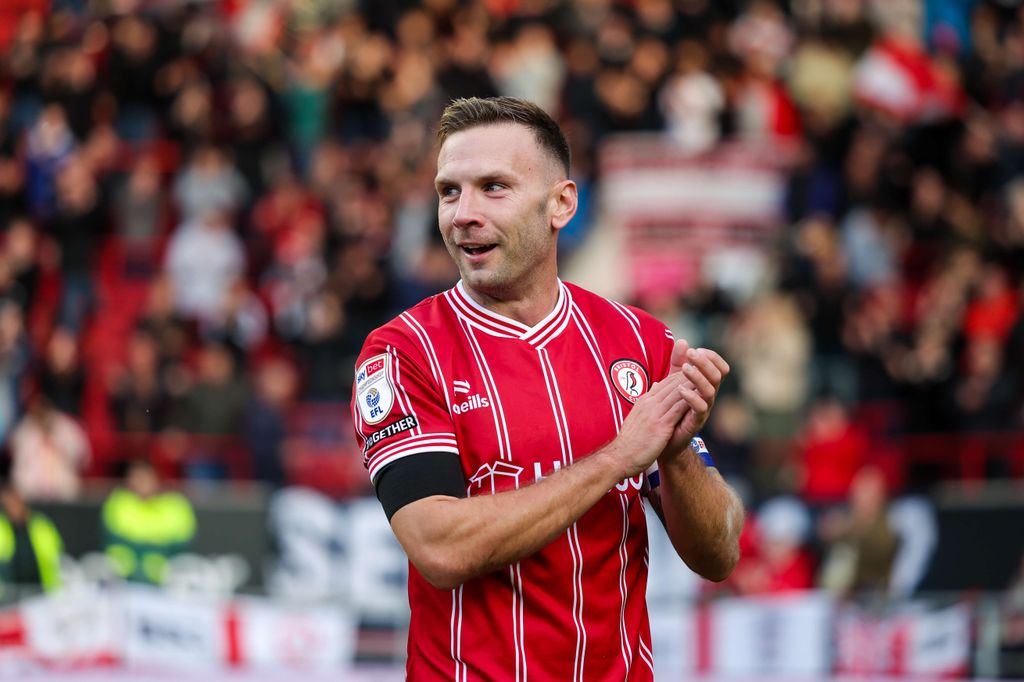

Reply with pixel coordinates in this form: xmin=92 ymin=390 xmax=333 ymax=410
xmin=390 ymin=372 xmax=693 ymax=590
xmin=655 ymin=444 xmax=743 ymax=582
xmin=391 ymin=443 xmax=633 ymax=590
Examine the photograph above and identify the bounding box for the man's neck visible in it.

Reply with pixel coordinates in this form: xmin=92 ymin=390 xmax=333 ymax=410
xmin=463 ymin=278 xmax=561 ymax=328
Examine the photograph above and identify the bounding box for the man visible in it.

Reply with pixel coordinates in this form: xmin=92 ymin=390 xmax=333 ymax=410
xmin=101 ymin=459 xmax=196 ymax=584
xmin=0 ymin=482 xmax=64 ymax=595
xmin=351 ymin=97 xmax=743 ymax=680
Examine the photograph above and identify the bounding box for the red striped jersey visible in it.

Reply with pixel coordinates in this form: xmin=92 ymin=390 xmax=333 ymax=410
xmin=352 ymin=280 xmax=677 ymax=681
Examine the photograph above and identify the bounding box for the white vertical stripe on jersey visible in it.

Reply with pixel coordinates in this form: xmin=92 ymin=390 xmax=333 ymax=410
xmin=537 ymin=348 xmax=586 ymax=681
xmin=538 ymin=349 xmax=574 ymax=464
xmin=450 ymin=589 xmax=461 ymax=681
xmin=457 ymin=586 xmax=468 ymax=681
xmin=387 ymin=345 xmax=423 ymax=436
xmin=568 ymin=523 xmax=587 ymax=682
xmin=459 ymin=319 xmax=525 ymax=678
xmin=608 ymin=300 xmax=649 ymax=366
xmin=569 ymin=305 xmax=624 ymax=428
xmin=617 ymin=495 xmax=633 ymax=673
xmin=638 ymin=635 xmax=655 ymax=673
xmin=510 ymin=563 xmax=527 ymax=682
xmin=515 ymin=562 xmax=527 ymax=681
xmin=536 ymin=350 xmax=569 ymax=468
xmin=457 ymin=318 xmax=512 ymax=460
xmin=400 ymin=312 xmax=454 ymax=412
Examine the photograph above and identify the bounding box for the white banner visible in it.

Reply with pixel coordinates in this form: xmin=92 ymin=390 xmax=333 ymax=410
xmin=21 ymin=588 xmax=118 ymax=663
xmin=234 ymin=597 xmax=356 ymax=670
xmin=836 ymin=602 xmax=971 ymax=676
xmin=906 ymin=603 xmax=971 ymax=676
xmin=122 ymin=587 xmax=226 ymax=668
xmin=707 ymin=592 xmax=834 ymax=676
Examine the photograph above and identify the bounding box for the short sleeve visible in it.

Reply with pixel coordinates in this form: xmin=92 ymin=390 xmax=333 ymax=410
xmin=351 ymin=330 xmax=459 ymax=484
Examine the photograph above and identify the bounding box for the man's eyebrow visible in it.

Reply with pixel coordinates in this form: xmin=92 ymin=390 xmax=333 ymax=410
xmin=434 ymin=171 xmax=515 ymax=187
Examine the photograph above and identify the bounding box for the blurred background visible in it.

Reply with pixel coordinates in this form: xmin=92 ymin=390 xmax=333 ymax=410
xmin=0 ymin=0 xmax=1022 ymax=679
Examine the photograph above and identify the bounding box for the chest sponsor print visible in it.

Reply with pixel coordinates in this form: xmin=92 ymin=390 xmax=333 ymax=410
xmin=355 ymin=353 xmax=395 ymax=425
xmin=609 ymin=358 xmax=650 ymax=404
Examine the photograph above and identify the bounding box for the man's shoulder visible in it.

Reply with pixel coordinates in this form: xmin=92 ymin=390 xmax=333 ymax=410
xmin=360 ymin=291 xmax=456 ymax=354
xmin=564 ymin=282 xmax=669 ymax=334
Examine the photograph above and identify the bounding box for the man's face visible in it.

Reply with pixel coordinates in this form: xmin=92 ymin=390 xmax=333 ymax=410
xmin=435 ymin=123 xmax=567 ymax=300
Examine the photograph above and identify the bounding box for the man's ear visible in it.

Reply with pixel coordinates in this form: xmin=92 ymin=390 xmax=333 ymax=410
xmin=550 ymin=179 xmax=578 ymax=231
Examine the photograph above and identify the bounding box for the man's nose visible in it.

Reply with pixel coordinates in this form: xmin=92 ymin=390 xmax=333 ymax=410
xmin=452 ymin=191 xmax=483 ymax=228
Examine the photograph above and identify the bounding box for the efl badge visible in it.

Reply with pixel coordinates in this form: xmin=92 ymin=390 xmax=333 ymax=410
xmin=609 ymin=359 xmax=649 ymax=404
xmin=356 ymin=353 xmax=395 ymax=425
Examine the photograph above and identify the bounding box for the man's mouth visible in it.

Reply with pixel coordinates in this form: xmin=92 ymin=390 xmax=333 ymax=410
xmin=460 ymin=244 xmax=497 ymax=256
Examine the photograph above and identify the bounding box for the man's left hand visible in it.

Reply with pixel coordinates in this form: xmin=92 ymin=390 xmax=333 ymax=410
xmin=664 ymin=339 xmax=730 ymax=454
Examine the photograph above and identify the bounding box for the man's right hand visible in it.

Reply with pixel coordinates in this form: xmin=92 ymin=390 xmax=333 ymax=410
xmin=611 ymin=372 xmax=690 ymax=478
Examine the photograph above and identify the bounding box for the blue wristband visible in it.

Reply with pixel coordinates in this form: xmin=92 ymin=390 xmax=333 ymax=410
xmin=691 ymin=436 xmax=714 ymax=467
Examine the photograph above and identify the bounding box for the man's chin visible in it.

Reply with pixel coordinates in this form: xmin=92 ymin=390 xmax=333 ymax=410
xmin=460 ymin=270 xmax=506 ymax=295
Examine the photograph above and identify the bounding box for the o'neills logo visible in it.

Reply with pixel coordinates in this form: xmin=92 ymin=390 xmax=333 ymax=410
xmin=452 ymin=394 xmax=490 ymax=415
xmin=609 ymin=359 xmax=649 ymax=403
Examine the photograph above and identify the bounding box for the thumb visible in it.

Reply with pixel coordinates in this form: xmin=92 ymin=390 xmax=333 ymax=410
xmin=670 ymin=338 xmax=689 ymax=373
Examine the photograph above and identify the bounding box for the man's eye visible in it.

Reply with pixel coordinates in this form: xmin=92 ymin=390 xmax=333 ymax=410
xmin=440 ymin=186 xmax=459 ymax=198
xmin=484 ymin=183 xmax=504 ymax=192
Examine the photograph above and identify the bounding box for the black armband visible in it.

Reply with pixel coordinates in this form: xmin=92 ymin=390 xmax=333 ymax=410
xmin=375 ymin=451 xmax=466 ymax=521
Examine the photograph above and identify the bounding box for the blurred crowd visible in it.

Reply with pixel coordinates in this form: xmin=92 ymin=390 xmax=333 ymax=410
xmin=0 ymin=0 xmax=1022 ymax=595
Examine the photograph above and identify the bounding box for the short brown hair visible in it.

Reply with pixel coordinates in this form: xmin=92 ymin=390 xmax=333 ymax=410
xmin=437 ymin=96 xmax=571 ymax=176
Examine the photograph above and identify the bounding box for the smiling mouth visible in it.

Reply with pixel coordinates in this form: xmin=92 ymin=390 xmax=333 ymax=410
xmin=460 ymin=244 xmax=497 ymax=256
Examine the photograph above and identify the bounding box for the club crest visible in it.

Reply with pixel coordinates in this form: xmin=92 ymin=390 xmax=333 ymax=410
xmin=356 ymin=353 xmax=395 ymax=424
xmin=609 ymin=359 xmax=649 ymax=403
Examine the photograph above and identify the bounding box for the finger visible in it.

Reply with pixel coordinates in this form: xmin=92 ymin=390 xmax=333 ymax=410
xmin=687 ymin=348 xmax=723 ymax=387
xmin=682 ymin=361 xmax=716 ymax=400
xmin=643 ymin=375 xmax=682 ymax=405
xmin=701 ymin=348 xmax=730 ymax=377
xmin=670 ymin=339 xmax=690 ymax=373
xmin=679 ymin=384 xmax=709 ymax=414
xmin=655 ymin=374 xmax=691 ymax=408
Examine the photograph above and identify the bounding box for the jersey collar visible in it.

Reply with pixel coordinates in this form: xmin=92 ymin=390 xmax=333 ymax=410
xmin=446 ymin=280 xmax=573 ymax=348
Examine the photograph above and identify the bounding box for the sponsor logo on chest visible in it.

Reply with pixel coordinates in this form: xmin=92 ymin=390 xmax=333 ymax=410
xmin=452 ymin=393 xmax=490 ymax=415
xmin=450 ymin=379 xmax=490 ymax=415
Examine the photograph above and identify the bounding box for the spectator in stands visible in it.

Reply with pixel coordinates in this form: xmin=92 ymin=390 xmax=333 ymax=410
xmin=199 ymin=278 xmax=269 ymax=354
xmin=226 ymin=74 xmax=282 ymax=197
xmin=244 ymin=358 xmax=297 ymax=488
xmin=173 ymin=340 xmax=248 ymax=479
xmin=296 ymin=290 xmax=361 ymax=402
xmin=49 ymin=153 xmax=104 ymax=332
xmin=9 ymin=394 xmax=89 ymax=501
xmin=0 ymin=480 xmax=63 ymax=595
xmin=138 ymin=273 xmax=190 ymax=368
xmin=101 ymin=458 xmax=195 ymax=585
xmin=24 ymin=103 xmax=74 ymax=221
xmin=727 ymin=496 xmax=815 ymax=595
xmin=818 ymin=465 xmax=901 ymax=596
xmin=172 ymin=145 xmax=249 ymax=224
xmin=659 ymin=40 xmax=724 ymax=153
xmin=3 ymin=216 xmax=40 ymax=311
xmin=727 ymin=292 xmax=811 ymax=440
xmin=109 ymin=326 xmax=170 ymax=437
xmin=0 ymin=300 xmax=27 ymax=446
xmin=165 ymin=209 xmax=246 ymax=321
xmin=797 ymin=397 xmax=869 ymax=508
xmin=0 ymin=93 xmax=26 ymax=229
xmin=113 ymin=151 xmax=165 ymax=278
xmin=38 ymin=326 xmax=83 ymax=416
xmin=951 ymin=335 xmax=1017 ymax=435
